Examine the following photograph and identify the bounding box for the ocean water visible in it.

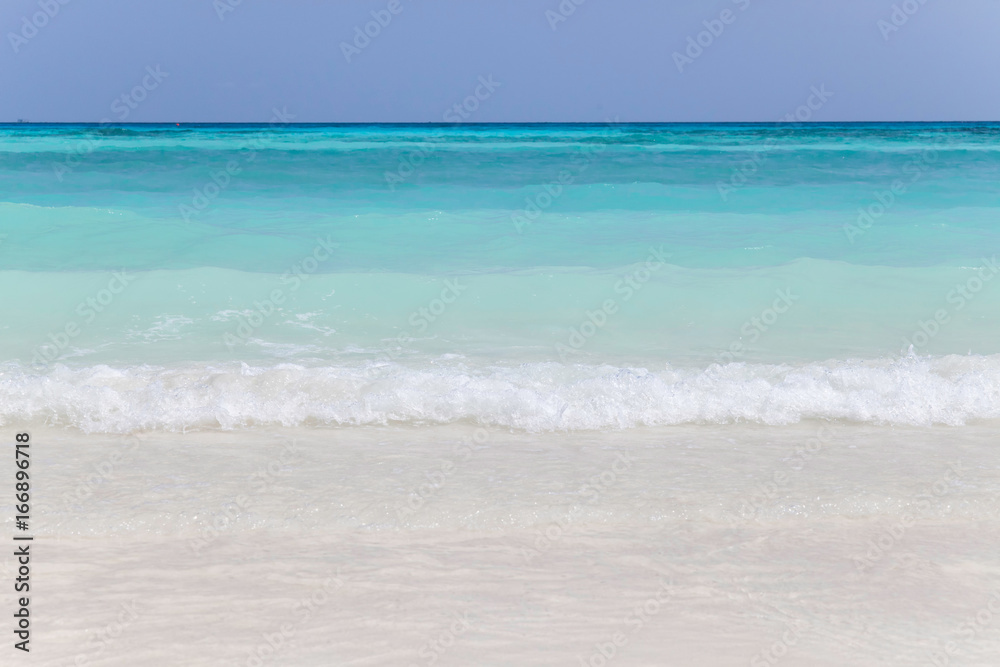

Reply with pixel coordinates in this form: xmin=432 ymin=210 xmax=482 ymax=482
xmin=3 ymin=123 xmax=1000 ymax=432
xmin=4 ymin=124 xmax=1000 ymax=665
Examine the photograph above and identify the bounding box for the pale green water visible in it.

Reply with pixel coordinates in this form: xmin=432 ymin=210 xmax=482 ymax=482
xmin=2 ymin=123 xmax=999 ymax=431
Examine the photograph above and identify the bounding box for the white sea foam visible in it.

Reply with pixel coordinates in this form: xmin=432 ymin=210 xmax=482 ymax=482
xmin=2 ymin=354 xmax=1000 ymax=433
xmin=125 ymin=315 xmax=196 ymax=342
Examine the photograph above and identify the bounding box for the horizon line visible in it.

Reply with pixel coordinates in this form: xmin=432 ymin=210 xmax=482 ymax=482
xmin=3 ymin=120 xmax=1000 ymax=126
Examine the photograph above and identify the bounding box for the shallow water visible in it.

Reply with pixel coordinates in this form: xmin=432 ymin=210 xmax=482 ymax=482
xmin=3 ymin=123 xmax=1000 ymax=664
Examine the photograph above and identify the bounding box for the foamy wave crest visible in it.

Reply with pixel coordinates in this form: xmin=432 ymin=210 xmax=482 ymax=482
xmin=3 ymin=355 xmax=1000 ymax=432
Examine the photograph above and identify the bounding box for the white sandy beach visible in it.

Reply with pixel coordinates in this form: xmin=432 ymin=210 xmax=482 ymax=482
xmin=7 ymin=423 xmax=1000 ymax=666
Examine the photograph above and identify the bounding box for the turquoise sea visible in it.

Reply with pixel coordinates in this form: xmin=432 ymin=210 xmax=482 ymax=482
xmin=9 ymin=123 xmax=1000 ymax=666
xmin=2 ymin=123 xmax=1000 ymax=431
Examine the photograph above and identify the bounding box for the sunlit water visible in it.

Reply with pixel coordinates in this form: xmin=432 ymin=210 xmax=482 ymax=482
xmin=2 ymin=123 xmax=999 ymax=665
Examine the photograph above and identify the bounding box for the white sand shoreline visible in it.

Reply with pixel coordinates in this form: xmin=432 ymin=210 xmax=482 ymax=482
xmin=5 ymin=424 xmax=1000 ymax=665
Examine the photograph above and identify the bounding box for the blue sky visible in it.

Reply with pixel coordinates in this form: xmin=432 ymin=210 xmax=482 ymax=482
xmin=2 ymin=0 xmax=998 ymax=122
